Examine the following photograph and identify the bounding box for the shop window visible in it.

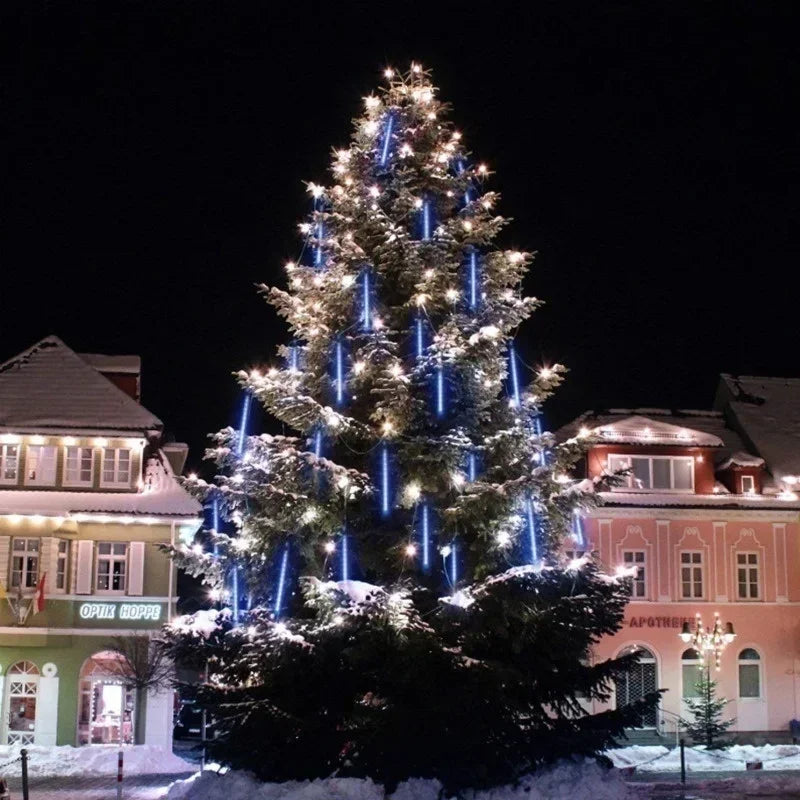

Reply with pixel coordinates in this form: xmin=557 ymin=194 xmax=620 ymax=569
xmin=5 ymin=661 xmax=39 ymax=745
xmin=681 ymin=648 xmax=703 ymax=699
xmin=0 ymin=444 xmax=20 ymax=485
xmin=623 ymin=550 xmax=647 ymax=597
xmin=96 ymin=542 xmax=127 ymax=593
xmin=10 ymin=538 xmax=39 ymax=589
xmin=101 ymin=448 xmax=132 ymax=487
xmin=25 ymin=445 xmax=56 ymax=486
xmin=680 ymin=551 xmax=704 ymax=599
xmin=64 ymin=446 xmax=94 ymax=487
xmin=736 ymin=552 xmax=760 ymax=600
xmin=78 ymin=652 xmax=135 ymax=746
xmin=738 ymin=648 xmax=762 ymax=699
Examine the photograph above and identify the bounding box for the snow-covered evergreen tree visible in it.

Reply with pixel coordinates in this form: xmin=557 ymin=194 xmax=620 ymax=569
xmin=164 ymin=64 xmax=659 ymax=791
xmin=684 ymin=668 xmax=735 ymax=749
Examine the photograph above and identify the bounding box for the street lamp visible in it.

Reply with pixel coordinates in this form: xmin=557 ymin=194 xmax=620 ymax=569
xmin=679 ymin=612 xmax=736 ymax=670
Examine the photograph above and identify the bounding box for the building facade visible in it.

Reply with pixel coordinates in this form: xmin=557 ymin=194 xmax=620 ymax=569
xmin=565 ymin=378 xmax=800 ymax=740
xmin=0 ymin=337 xmax=201 ymax=747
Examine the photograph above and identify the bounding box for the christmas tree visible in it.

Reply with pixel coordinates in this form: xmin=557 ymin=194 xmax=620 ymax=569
xmin=164 ymin=64 xmax=659 ymax=791
xmin=684 ymin=667 xmax=735 ymax=749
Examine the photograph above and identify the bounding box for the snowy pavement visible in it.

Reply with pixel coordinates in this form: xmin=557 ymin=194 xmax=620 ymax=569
xmin=5 ymin=771 xmax=195 ymax=800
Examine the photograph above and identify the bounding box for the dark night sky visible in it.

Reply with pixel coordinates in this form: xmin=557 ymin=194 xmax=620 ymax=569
xmin=5 ymin=2 xmax=800 ymax=472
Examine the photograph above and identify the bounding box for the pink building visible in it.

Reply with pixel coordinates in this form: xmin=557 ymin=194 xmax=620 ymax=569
xmin=565 ymin=376 xmax=800 ymax=742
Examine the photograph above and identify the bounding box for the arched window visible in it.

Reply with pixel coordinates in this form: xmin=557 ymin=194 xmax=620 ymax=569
xmin=5 ymin=661 xmax=39 ymax=745
xmin=681 ymin=648 xmax=703 ymax=699
xmin=738 ymin=648 xmax=761 ymax=699
xmin=78 ymin=652 xmax=135 ymax=746
xmin=614 ymin=646 xmax=658 ymax=728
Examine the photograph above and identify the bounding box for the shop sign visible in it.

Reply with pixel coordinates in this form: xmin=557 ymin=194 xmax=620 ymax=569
xmin=627 ymin=615 xmax=693 ymax=629
xmin=78 ymin=602 xmax=162 ymax=622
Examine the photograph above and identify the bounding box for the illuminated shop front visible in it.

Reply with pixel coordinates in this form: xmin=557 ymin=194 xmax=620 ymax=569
xmin=78 ymin=652 xmax=136 ymax=746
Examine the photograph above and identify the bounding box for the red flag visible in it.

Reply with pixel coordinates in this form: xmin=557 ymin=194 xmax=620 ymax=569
xmin=33 ymin=572 xmax=46 ymax=614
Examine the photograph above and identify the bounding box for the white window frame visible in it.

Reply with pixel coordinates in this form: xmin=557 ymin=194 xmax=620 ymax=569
xmin=55 ymin=539 xmax=69 ymax=592
xmin=100 ymin=448 xmax=133 ymax=488
xmin=24 ymin=445 xmax=57 ymax=486
xmin=740 ymin=474 xmax=756 ymax=494
xmin=737 ymin=648 xmax=762 ymax=700
xmin=0 ymin=444 xmax=20 ymax=486
xmin=95 ymin=542 xmax=128 ymax=595
xmin=608 ymin=454 xmax=695 ymax=493
xmin=736 ymin=551 xmax=761 ymax=600
xmin=680 ymin=550 xmax=704 ymax=600
xmin=623 ymin=550 xmax=647 ymax=598
xmin=10 ymin=538 xmax=40 ymax=590
xmin=63 ymin=446 xmax=95 ymax=488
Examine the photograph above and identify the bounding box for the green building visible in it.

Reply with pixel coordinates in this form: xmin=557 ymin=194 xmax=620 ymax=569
xmin=0 ymin=336 xmax=201 ymax=747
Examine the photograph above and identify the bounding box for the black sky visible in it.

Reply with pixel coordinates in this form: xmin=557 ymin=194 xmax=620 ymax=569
xmin=5 ymin=2 xmax=800 ymax=472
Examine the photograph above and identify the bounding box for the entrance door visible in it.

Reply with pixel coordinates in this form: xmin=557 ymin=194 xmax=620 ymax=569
xmin=78 ymin=651 xmax=136 ymax=746
xmin=615 ymin=647 xmax=658 ymax=728
xmin=5 ymin=661 xmax=39 ymax=745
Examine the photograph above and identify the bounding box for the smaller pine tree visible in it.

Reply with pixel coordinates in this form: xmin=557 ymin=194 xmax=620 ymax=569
xmin=683 ymin=667 xmax=735 ymax=749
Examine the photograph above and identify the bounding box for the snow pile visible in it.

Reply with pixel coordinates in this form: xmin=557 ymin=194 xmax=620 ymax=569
xmin=167 ymin=761 xmax=635 ymax=800
xmin=168 ymin=608 xmax=230 ymax=639
xmin=0 ymin=744 xmax=194 ymax=777
xmin=606 ymin=743 xmax=800 ymax=772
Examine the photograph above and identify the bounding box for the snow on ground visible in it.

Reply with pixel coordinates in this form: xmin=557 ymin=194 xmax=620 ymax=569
xmin=166 ymin=761 xmax=635 ymax=800
xmin=0 ymin=744 xmax=194 ymax=777
xmin=606 ymin=743 xmax=800 ymax=772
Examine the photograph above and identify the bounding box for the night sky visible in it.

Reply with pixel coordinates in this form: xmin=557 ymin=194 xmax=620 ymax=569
xmin=6 ymin=2 xmax=800 ymax=472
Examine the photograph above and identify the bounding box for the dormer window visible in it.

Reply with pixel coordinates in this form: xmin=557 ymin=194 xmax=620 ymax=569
xmin=608 ymin=454 xmax=695 ymax=492
xmin=101 ymin=448 xmax=132 ymax=488
xmin=740 ymin=475 xmax=755 ymax=494
xmin=26 ymin=445 xmax=57 ymax=486
xmin=64 ymin=446 xmax=95 ymax=487
xmin=0 ymin=444 xmax=20 ymax=485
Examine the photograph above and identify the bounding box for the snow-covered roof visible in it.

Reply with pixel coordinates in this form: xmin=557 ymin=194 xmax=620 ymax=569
xmin=596 ymin=490 xmax=800 ymax=510
xmin=716 ymin=375 xmax=800 ymax=479
xmin=79 ymin=353 xmax=141 ymax=375
xmin=0 ymin=451 xmax=201 ymax=519
xmin=717 ymin=451 xmax=765 ymax=470
xmin=586 ymin=414 xmax=724 ymax=447
xmin=0 ymin=336 xmax=162 ymax=433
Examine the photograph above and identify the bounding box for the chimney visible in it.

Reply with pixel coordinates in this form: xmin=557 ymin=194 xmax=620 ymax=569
xmin=79 ymin=353 xmax=142 ymax=402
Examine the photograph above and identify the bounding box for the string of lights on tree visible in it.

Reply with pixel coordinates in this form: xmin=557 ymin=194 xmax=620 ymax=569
xmin=185 ymin=63 xmax=589 ymax=624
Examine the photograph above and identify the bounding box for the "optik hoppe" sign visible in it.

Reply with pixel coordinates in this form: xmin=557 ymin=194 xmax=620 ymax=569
xmin=78 ymin=602 xmax=162 ymax=622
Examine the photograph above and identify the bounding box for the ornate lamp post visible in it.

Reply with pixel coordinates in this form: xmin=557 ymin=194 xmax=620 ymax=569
xmin=679 ymin=612 xmax=736 ymax=670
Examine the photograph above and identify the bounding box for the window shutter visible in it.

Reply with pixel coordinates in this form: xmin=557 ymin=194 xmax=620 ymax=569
xmin=75 ymin=540 xmax=94 ymax=595
xmin=128 ymin=542 xmax=145 ymax=596
xmin=0 ymin=536 xmax=9 ymax=591
xmin=40 ymin=538 xmax=53 ymax=592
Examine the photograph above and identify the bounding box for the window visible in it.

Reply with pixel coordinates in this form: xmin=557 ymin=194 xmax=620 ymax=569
xmin=608 ymin=455 xmax=694 ymax=492
xmin=565 ymin=550 xmax=586 ymax=560
xmin=738 ymin=648 xmax=761 ymax=699
xmin=0 ymin=444 xmax=20 ymax=485
xmin=681 ymin=648 xmax=703 ymax=698
xmin=736 ymin=552 xmax=760 ymax=600
xmin=96 ymin=542 xmax=127 ymax=593
xmin=6 ymin=661 xmax=39 ymax=745
xmin=741 ymin=475 xmax=756 ymax=494
xmin=56 ymin=540 xmax=68 ymax=590
xmin=101 ymin=448 xmax=132 ymax=487
xmin=623 ymin=550 xmax=647 ymax=598
xmin=680 ymin=551 xmax=704 ymax=599
xmin=65 ymin=446 xmax=94 ymax=486
xmin=10 ymin=538 xmax=39 ymax=589
xmin=25 ymin=445 xmax=57 ymax=485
